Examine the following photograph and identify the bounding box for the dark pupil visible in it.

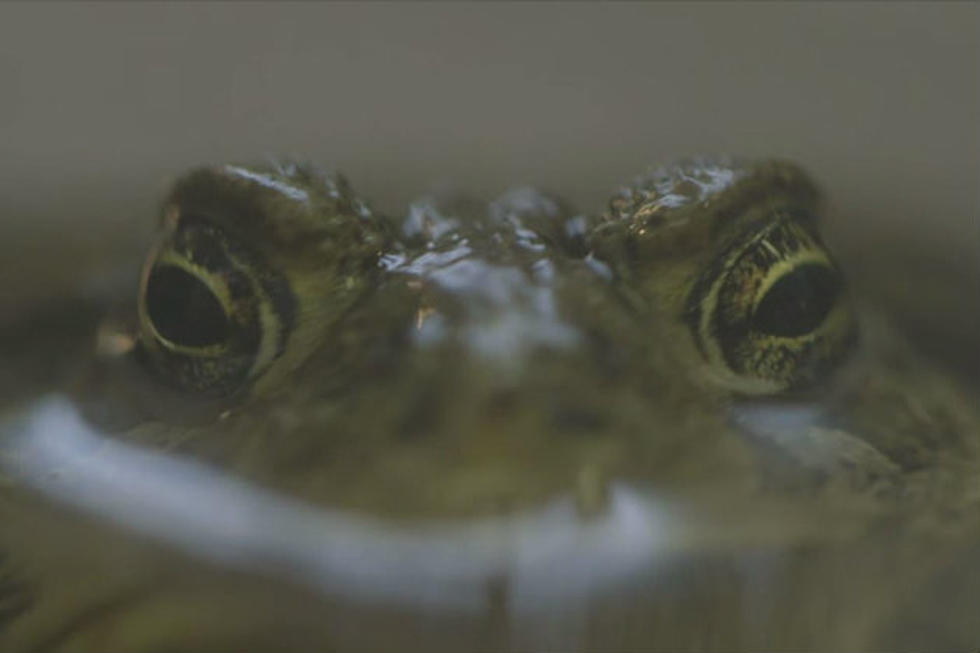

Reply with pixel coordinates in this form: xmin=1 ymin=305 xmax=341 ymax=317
xmin=752 ymin=263 xmax=840 ymax=337
xmin=145 ymin=265 xmax=229 ymax=347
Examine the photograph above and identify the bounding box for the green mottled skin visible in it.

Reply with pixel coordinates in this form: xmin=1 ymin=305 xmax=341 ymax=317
xmin=89 ymin=158 xmax=974 ymax=517
xmin=1 ymin=159 xmax=979 ymax=651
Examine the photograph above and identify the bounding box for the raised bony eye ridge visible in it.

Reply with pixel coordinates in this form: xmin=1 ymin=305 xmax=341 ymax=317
xmin=137 ymin=216 xmax=283 ymax=397
xmin=134 ymin=163 xmax=387 ymax=399
xmin=688 ymin=216 xmax=854 ymax=393
xmin=589 ymin=159 xmax=856 ymax=395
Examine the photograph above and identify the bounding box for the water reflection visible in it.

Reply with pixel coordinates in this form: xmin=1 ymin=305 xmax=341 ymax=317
xmin=3 ymin=396 xmax=683 ymax=614
xmin=3 ymin=394 xmax=980 ymax=650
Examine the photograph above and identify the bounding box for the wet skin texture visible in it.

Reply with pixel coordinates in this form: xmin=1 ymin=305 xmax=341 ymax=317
xmin=2 ymin=158 xmax=980 ymax=651
xmin=98 ymin=158 xmax=974 ymax=517
xmin=108 ymin=159 xmax=870 ymax=515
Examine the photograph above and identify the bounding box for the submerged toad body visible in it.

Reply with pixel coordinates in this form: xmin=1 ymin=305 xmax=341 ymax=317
xmin=3 ymin=159 xmax=980 ymax=651
xmin=82 ymin=158 xmax=974 ymax=516
xmin=113 ymin=161 xmax=851 ymax=514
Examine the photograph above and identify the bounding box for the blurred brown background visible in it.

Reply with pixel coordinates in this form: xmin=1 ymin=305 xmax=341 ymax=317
xmin=0 ymin=3 xmax=977 ymax=374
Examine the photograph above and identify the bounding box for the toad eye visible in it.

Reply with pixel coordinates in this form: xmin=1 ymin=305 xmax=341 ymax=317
xmin=144 ymin=265 xmax=230 ymax=348
xmin=136 ymin=216 xmax=293 ymax=398
xmin=751 ymin=262 xmax=841 ymax=338
xmin=686 ymin=216 xmax=855 ymax=393
xmin=132 ymin=163 xmax=387 ymax=400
